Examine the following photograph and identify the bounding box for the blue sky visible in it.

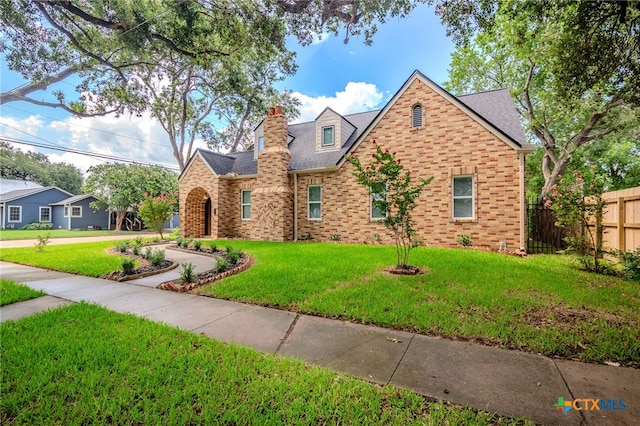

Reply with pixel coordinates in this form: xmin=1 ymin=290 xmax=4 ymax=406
xmin=0 ymin=3 xmax=454 ymax=174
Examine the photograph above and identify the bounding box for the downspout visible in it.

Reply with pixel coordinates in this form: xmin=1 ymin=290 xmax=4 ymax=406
xmin=519 ymin=152 xmax=527 ymax=251
xmin=1 ymin=202 xmax=4 ymax=229
xmin=67 ymin=203 xmax=71 ymax=230
xmin=293 ymin=172 xmax=298 ymax=241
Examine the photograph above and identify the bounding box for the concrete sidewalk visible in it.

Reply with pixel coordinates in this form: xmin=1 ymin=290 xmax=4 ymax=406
xmin=1 ymin=255 xmax=638 ymax=425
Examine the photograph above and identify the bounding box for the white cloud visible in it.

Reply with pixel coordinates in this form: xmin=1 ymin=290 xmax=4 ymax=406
xmin=292 ymin=81 xmax=384 ymax=123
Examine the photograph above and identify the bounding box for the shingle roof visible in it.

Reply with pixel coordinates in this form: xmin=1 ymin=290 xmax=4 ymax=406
xmin=458 ymin=88 xmax=527 ymax=146
xmin=0 ymin=186 xmax=72 ymax=203
xmin=50 ymin=194 xmax=97 ymax=205
xmin=0 ymin=179 xmax=43 ymax=195
xmin=188 ymin=78 xmax=527 ymax=178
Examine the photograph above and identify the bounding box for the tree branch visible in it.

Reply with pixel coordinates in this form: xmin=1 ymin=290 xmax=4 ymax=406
xmin=1 ymin=67 xmax=78 ymax=105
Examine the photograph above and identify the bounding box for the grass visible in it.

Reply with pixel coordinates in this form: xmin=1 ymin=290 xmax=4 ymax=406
xmin=0 ymin=229 xmax=149 ymax=241
xmin=0 ymin=303 xmax=530 ymax=425
xmin=2 ymin=240 xmax=638 ymax=366
xmin=0 ymin=241 xmax=138 ymax=277
xmin=0 ymin=279 xmax=45 ymax=306
xmin=193 ymin=241 xmax=640 ymax=367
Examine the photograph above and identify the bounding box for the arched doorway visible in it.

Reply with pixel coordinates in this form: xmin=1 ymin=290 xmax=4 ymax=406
xmin=184 ymin=187 xmax=211 ymax=238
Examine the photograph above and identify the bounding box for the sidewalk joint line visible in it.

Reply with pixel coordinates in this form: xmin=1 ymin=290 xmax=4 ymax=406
xmin=387 ymin=333 xmax=415 ymax=386
xmin=552 ymin=359 xmax=588 ymax=425
xmin=275 ymin=313 xmax=300 ymax=354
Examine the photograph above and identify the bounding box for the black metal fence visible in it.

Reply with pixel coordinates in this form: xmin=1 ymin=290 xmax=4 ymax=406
xmin=527 ymin=197 xmax=567 ymax=254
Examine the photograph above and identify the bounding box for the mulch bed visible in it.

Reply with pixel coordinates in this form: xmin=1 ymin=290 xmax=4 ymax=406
xmin=158 ymin=254 xmax=253 ymax=293
xmin=102 ymin=259 xmax=177 ymax=281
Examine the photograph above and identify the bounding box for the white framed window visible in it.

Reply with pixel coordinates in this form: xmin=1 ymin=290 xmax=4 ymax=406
xmin=370 ymin=183 xmax=386 ymax=220
xmin=307 ymin=185 xmax=322 ymax=220
xmin=65 ymin=206 xmax=82 ymax=218
xmin=8 ymin=205 xmax=21 ymax=222
xmin=241 ymin=190 xmax=251 ymax=220
xmin=321 ymin=126 xmax=335 ymax=147
xmin=412 ymin=104 xmax=423 ymax=128
xmin=257 ymin=136 xmax=264 ymax=153
xmin=39 ymin=207 xmax=51 ymax=222
xmin=453 ymin=176 xmax=474 ymax=219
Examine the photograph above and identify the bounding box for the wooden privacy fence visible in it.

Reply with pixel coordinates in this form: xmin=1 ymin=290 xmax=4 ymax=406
xmin=600 ymin=186 xmax=640 ymax=252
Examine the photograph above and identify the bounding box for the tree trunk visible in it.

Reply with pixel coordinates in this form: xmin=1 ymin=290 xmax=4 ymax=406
xmin=115 ymin=209 xmax=127 ymax=231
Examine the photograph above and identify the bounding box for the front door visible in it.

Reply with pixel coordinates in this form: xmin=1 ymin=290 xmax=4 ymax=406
xmin=204 ymin=198 xmax=211 ymax=236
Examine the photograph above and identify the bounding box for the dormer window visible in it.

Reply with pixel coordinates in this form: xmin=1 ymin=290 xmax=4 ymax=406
xmin=412 ymin=104 xmax=423 ymax=128
xmin=322 ymin=126 xmax=335 ymax=147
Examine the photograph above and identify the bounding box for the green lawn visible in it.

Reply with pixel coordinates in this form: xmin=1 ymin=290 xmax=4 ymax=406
xmin=0 ymin=229 xmax=150 ymax=241
xmin=0 ymin=303 xmax=530 ymax=425
xmin=0 ymin=279 xmax=46 ymax=306
xmin=0 ymin=241 xmax=138 ymax=277
xmin=2 ymin=240 xmax=638 ymax=366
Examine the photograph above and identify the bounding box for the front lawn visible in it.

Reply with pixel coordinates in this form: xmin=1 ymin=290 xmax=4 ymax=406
xmin=2 ymin=240 xmax=638 ymax=366
xmin=0 ymin=229 xmax=150 ymax=241
xmin=194 ymin=241 xmax=640 ymax=367
xmin=0 ymin=241 xmax=138 ymax=277
xmin=0 ymin=279 xmax=46 ymax=306
xmin=0 ymin=303 xmax=529 ymax=425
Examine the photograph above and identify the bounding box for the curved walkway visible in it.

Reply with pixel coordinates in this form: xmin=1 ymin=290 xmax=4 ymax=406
xmin=1 ymin=246 xmax=638 ymax=426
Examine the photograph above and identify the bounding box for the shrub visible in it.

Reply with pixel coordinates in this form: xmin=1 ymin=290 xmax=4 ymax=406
xmin=148 ymin=249 xmax=165 ymax=267
xmin=193 ymin=240 xmax=202 ymax=251
xmin=225 ymin=247 xmax=243 ymax=265
xmin=329 ymin=233 xmax=341 ymax=241
xmin=131 ymin=243 xmax=142 ymax=256
xmin=215 ymin=257 xmax=229 ymax=273
xmin=369 ymin=233 xmax=381 ymax=244
xmin=617 ymin=248 xmax=640 ymax=281
xmin=35 ymin=233 xmax=51 ymax=252
xmin=22 ymin=222 xmax=53 ymax=230
xmin=152 ymin=237 xmax=160 ymax=243
xmin=115 ymin=240 xmax=129 ymax=253
xmin=169 ymin=228 xmax=180 ymax=239
xmin=179 ymin=262 xmax=195 ymax=283
xmin=457 ymin=234 xmax=473 ymax=247
xmin=134 ymin=236 xmax=144 ymax=245
xmin=121 ymin=258 xmax=136 ymax=275
xmin=144 ymin=247 xmax=153 ymax=260
xmin=299 ymin=232 xmax=314 ymax=241
xmin=175 ymin=237 xmax=183 ymax=247
xmin=207 ymin=241 xmax=217 ymax=253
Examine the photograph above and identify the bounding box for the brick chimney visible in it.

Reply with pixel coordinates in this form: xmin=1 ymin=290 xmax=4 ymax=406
xmin=251 ymin=106 xmax=293 ymax=241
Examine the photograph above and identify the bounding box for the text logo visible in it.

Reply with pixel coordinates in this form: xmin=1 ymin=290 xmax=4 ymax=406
xmin=554 ymin=397 xmax=626 ymax=414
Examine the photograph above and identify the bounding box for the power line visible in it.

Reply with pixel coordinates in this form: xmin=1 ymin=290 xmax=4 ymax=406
xmin=0 ymin=136 xmax=180 ymax=171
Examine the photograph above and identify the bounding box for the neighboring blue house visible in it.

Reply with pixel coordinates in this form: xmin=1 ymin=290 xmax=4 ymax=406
xmin=0 ymin=179 xmax=109 ymax=230
xmin=50 ymin=194 xmax=110 ymax=230
xmin=0 ymin=186 xmax=72 ymax=229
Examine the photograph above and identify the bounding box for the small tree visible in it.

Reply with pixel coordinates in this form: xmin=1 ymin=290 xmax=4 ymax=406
xmin=138 ymin=191 xmax=178 ymax=240
xmin=546 ymin=167 xmax=608 ymax=273
xmin=347 ymin=142 xmax=433 ymax=268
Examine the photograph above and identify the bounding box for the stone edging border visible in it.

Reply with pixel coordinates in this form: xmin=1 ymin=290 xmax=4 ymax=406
xmin=116 ymin=261 xmax=179 ymax=282
xmin=157 ymin=254 xmax=254 ymax=293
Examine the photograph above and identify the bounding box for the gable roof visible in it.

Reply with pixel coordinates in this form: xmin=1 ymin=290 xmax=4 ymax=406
xmin=186 ymin=70 xmax=531 ymax=178
xmin=50 ymin=194 xmax=98 ymax=206
xmin=0 ymin=186 xmax=73 ymax=203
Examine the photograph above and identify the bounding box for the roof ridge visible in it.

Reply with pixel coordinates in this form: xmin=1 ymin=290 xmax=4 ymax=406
xmin=458 ymin=87 xmax=509 ymax=97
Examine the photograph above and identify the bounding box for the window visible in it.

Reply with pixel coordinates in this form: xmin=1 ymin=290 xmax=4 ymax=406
xmin=370 ymin=183 xmax=386 ymax=220
xmin=8 ymin=206 xmax=21 ymax=222
xmin=39 ymin=207 xmax=51 ymax=222
xmin=65 ymin=206 xmax=82 ymax=217
xmin=257 ymin=136 xmax=264 ymax=153
xmin=412 ymin=104 xmax=423 ymax=128
xmin=322 ymin=126 xmax=334 ymax=147
xmin=453 ymin=176 xmax=474 ymax=219
xmin=241 ymin=190 xmax=251 ymax=220
xmin=307 ymin=185 xmax=322 ymax=220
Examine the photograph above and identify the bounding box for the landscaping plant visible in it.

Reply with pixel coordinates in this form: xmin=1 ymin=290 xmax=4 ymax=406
xmin=137 ymin=191 xmax=177 ymax=240
xmin=115 ymin=240 xmax=129 ymax=253
xmin=179 ymin=262 xmax=195 ymax=283
xmin=457 ymin=234 xmax=473 ymax=247
xmin=121 ymin=258 xmax=136 ymax=275
xmin=546 ymin=168 xmax=608 ymax=273
xmin=193 ymin=240 xmax=202 ymax=251
xmin=348 ymin=142 xmax=433 ymax=268
xmin=35 ymin=233 xmax=51 ymax=252
xmin=148 ymin=249 xmax=166 ymax=267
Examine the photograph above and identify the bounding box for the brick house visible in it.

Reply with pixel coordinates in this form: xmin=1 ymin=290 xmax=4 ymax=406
xmin=179 ymin=71 xmax=534 ymax=250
